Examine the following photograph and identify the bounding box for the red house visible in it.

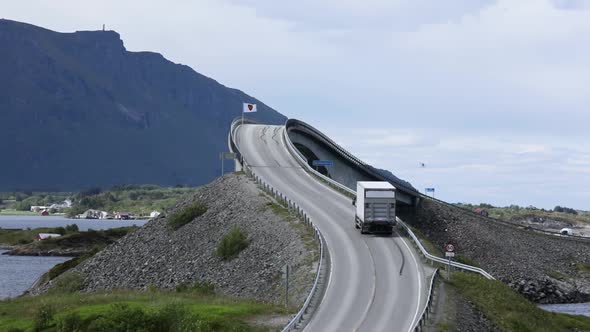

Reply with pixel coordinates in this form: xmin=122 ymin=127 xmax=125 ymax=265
xmin=41 ymin=210 xmax=49 ymax=216
xmin=473 ymin=208 xmax=489 ymax=217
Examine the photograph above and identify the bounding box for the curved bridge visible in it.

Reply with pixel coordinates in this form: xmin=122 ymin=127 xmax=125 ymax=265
xmin=230 ymin=118 xmax=431 ymax=332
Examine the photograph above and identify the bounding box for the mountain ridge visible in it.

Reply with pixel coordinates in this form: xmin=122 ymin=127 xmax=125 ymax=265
xmin=0 ymin=19 xmax=286 ymax=191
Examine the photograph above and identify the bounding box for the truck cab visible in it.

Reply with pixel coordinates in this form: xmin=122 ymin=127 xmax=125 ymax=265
xmin=354 ymin=181 xmax=396 ymax=235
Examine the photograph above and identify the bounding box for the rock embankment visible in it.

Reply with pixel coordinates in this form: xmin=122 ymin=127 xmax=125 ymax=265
xmin=35 ymin=174 xmax=317 ymax=305
xmin=401 ymin=199 xmax=590 ymax=304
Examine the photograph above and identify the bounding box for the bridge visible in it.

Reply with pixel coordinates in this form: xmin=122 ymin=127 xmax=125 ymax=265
xmin=229 ymin=118 xmax=433 ymax=332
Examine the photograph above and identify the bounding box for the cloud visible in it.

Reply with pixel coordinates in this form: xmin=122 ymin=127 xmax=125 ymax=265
xmin=2 ymin=0 xmax=589 ymax=209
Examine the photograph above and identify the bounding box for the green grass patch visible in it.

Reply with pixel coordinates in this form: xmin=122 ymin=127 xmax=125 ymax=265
xmin=175 ymin=281 xmax=216 ymax=296
xmin=0 ymin=289 xmax=283 ymax=331
xmin=547 ymin=270 xmax=569 ymax=281
xmin=167 ymin=203 xmax=207 ymax=230
xmin=455 ymin=255 xmax=480 ymax=268
xmin=449 ymin=272 xmax=590 ymax=332
xmin=0 ymin=209 xmax=38 ymax=216
xmin=406 ymin=225 xmax=443 ymax=258
xmin=216 ymin=227 xmax=249 ymax=261
xmin=264 ymin=202 xmax=295 ymax=221
xmin=575 ymin=262 xmax=590 ymax=274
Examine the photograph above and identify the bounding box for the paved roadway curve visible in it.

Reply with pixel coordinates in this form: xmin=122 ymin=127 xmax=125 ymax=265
xmin=236 ymin=124 xmax=428 ymax=332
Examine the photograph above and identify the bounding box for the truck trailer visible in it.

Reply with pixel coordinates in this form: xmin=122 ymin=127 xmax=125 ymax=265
xmin=354 ymin=181 xmax=396 ymax=235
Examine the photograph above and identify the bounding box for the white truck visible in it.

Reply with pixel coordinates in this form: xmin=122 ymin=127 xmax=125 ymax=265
xmin=354 ymin=181 xmax=396 ymax=235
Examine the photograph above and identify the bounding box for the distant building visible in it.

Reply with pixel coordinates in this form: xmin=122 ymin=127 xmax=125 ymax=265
xmin=149 ymin=211 xmax=161 ymax=218
xmin=115 ymin=212 xmax=131 ymax=220
xmin=41 ymin=210 xmax=50 ymax=216
xmin=31 ymin=206 xmax=49 ymax=212
xmin=36 ymin=233 xmax=61 ymax=241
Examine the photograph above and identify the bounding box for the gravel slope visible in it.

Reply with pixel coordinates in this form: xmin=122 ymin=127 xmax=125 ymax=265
xmin=37 ymin=174 xmax=317 ymax=305
xmin=401 ymin=199 xmax=590 ymax=304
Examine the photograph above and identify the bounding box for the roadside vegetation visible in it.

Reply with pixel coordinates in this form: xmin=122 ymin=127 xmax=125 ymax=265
xmin=0 ymin=288 xmax=284 ymax=331
xmin=448 ymin=272 xmax=590 ymax=332
xmin=454 ymin=203 xmax=590 ymax=226
xmin=168 ymin=202 xmax=208 ymax=230
xmin=216 ymin=227 xmax=249 ymax=260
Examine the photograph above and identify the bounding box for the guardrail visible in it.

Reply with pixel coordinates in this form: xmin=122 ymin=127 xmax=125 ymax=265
xmin=229 ymin=119 xmax=328 ymax=332
xmin=413 ymin=269 xmax=439 ymax=332
xmin=285 ymin=119 xmax=419 ymax=197
xmin=282 ymin=122 xmax=496 ymax=330
xmin=397 ymin=217 xmax=495 ymax=280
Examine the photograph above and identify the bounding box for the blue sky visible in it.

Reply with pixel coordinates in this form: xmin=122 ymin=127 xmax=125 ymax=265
xmin=3 ymin=0 xmax=589 ymax=209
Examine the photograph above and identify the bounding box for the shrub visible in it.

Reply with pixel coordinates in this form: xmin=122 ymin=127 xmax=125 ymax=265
xmin=216 ymin=227 xmax=249 ymax=261
xmin=50 ymin=272 xmax=84 ymax=293
xmin=33 ymin=303 xmax=56 ymax=331
xmin=168 ymin=202 xmax=207 ymax=230
xmin=65 ymin=224 xmax=79 ymax=233
xmin=56 ymin=312 xmax=83 ymax=332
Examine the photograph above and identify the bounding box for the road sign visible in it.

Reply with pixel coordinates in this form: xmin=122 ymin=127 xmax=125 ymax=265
xmin=219 ymin=152 xmax=236 ymax=160
xmin=425 ymin=187 xmax=435 ymax=192
xmin=444 ymin=243 xmax=455 ymax=257
xmin=312 ymin=160 xmax=333 ymax=167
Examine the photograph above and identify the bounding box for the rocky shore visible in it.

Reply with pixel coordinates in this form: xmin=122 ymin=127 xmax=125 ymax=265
xmin=401 ymin=198 xmax=590 ymax=304
xmin=32 ymin=174 xmax=318 ymax=306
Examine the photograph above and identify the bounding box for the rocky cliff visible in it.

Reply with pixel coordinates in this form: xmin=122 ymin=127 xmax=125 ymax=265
xmin=0 ymin=19 xmax=286 ymax=191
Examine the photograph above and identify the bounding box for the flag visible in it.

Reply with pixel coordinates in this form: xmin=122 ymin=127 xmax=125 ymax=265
xmin=243 ymin=103 xmax=257 ymax=113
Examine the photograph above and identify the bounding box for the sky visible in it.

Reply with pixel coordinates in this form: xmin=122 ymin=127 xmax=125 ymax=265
xmin=3 ymin=0 xmax=590 ymax=209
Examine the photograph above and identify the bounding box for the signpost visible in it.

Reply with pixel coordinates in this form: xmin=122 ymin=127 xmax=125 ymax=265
xmin=425 ymin=187 xmax=435 ymax=198
xmin=312 ymin=160 xmax=333 ymax=167
xmin=219 ymin=152 xmax=236 ymax=176
xmin=444 ymin=242 xmax=456 ymax=279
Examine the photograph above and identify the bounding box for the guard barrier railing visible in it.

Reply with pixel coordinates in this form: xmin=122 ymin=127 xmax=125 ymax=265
xmin=229 ymin=119 xmax=328 ymax=332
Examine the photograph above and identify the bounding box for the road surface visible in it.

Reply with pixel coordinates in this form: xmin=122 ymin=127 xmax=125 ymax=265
xmin=236 ymin=124 xmax=428 ymax=332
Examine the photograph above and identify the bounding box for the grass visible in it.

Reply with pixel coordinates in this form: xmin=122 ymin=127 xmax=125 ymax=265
xmin=264 ymin=202 xmax=294 ymax=221
xmin=454 ymin=254 xmax=480 ymax=268
xmin=0 ymin=289 xmax=284 ymax=331
xmin=546 ymin=270 xmax=569 ymax=281
xmin=0 ymin=209 xmax=39 ymax=216
xmin=167 ymin=203 xmax=207 ymax=230
xmin=216 ymin=227 xmax=249 ymax=261
xmin=575 ymin=262 xmax=590 ymax=274
xmin=449 ymin=272 xmax=590 ymax=332
xmin=0 ymin=228 xmax=58 ymax=245
xmin=406 ymin=225 xmax=443 ymax=258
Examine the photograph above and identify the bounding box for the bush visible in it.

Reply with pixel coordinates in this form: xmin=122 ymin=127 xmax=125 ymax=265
xmin=216 ymin=227 xmax=249 ymax=261
xmin=168 ymin=203 xmax=207 ymax=230
xmin=56 ymin=312 xmax=83 ymax=332
xmin=33 ymin=303 xmax=56 ymax=331
xmin=65 ymin=224 xmax=79 ymax=233
xmin=50 ymin=272 xmax=84 ymax=293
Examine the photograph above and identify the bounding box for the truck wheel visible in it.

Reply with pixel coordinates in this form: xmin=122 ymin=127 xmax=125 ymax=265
xmin=355 ymin=222 xmax=360 ymax=229
xmin=360 ymin=226 xmax=367 ymax=234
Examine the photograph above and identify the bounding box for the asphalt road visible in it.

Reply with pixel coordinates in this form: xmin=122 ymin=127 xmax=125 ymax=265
xmin=236 ymin=124 xmax=428 ymax=332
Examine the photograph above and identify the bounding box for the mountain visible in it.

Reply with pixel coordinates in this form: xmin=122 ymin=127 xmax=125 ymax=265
xmin=0 ymin=19 xmax=286 ymax=191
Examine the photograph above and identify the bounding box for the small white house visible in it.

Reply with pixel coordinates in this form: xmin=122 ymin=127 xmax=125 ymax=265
xmin=36 ymin=233 xmax=61 ymax=241
xmin=149 ymin=211 xmax=161 ymax=218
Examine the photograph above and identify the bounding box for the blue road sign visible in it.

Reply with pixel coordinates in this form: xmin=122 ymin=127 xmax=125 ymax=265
xmin=425 ymin=187 xmax=435 ymax=192
xmin=312 ymin=160 xmax=334 ymax=167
